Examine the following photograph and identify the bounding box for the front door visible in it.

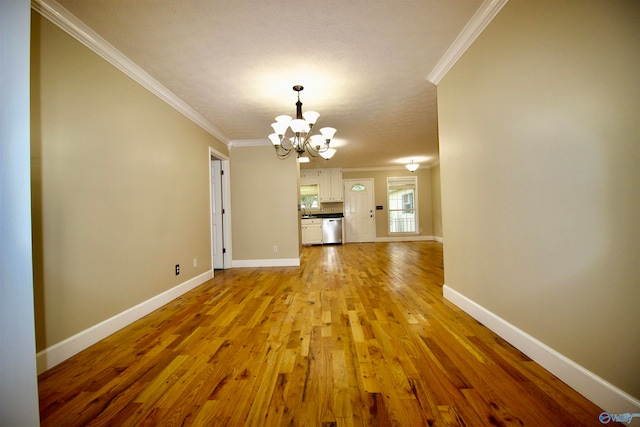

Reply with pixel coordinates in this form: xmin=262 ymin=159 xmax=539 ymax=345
xmin=344 ymin=179 xmax=375 ymax=243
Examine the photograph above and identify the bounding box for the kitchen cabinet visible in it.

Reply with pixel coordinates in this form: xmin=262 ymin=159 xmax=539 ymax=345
xmin=300 ymin=169 xmax=320 ymax=186
xmin=301 ymin=218 xmax=323 ymax=245
xmin=319 ymin=168 xmax=343 ymax=202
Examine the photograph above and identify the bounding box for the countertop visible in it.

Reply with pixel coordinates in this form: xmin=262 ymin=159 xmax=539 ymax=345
xmin=301 ymin=213 xmax=344 ymax=219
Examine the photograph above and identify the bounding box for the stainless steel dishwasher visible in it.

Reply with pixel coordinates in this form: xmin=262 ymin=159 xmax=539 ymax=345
xmin=322 ymin=217 xmax=343 ymax=244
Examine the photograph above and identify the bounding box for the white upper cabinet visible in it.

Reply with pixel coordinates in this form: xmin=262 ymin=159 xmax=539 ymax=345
xmin=319 ymin=168 xmax=343 ymax=202
xmin=300 ymin=168 xmax=320 ymax=185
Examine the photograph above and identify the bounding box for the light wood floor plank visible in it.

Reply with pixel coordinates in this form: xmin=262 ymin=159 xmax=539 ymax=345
xmin=38 ymin=242 xmax=615 ymax=426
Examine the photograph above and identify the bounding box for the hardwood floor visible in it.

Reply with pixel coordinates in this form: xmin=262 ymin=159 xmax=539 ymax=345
xmin=38 ymin=242 xmax=611 ymax=426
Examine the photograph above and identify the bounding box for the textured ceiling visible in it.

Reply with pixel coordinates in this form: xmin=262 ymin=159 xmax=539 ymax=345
xmin=54 ymin=0 xmax=483 ymax=169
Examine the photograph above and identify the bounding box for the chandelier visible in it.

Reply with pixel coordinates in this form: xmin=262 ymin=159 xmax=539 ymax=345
xmin=268 ymin=85 xmax=337 ymax=160
xmin=405 ymin=161 xmax=420 ymax=172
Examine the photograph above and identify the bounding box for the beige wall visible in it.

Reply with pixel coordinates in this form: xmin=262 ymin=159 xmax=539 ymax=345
xmin=230 ymin=145 xmax=300 ymax=261
xmin=438 ymin=0 xmax=639 ymax=399
xmin=342 ymin=168 xmax=434 ymax=239
xmin=31 ymin=13 xmax=228 ymax=350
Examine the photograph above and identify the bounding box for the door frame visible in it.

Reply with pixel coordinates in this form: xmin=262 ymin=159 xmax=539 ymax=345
xmin=209 ymin=146 xmax=232 ymax=270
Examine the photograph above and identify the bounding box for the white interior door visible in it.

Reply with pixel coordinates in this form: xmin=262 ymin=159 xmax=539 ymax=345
xmin=344 ymin=179 xmax=375 ymax=243
xmin=211 ymin=159 xmax=224 ymax=269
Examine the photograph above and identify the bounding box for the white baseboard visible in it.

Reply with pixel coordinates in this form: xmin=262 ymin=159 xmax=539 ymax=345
xmin=443 ymin=285 xmax=640 ymax=414
xmin=232 ymin=258 xmax=300 ymax=268
xmin=375 ymin=235 xmax=442 ymax=243
xmin=36 ymin=270 xmax=213 ymax=374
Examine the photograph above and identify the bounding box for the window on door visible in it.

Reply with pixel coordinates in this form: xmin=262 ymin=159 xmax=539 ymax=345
xmin=300 ymin=184 xmax=320 ymax=209
xmin=387 ymin=176 xmax=418 ymax=233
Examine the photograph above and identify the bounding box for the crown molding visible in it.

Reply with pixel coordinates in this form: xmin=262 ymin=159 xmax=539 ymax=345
xmin=426 ymin=0 xmax=508 ymax=85
xmin=343 ymin=166 xmax=409 ymax=172
xmin=342 ymin=164 xmax=436 ymax=173
xmin=31 ymin=0 xmax=230 ymax=145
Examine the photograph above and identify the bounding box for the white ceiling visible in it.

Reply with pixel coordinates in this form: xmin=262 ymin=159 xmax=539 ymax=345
xmin=52 ymin=0 xmax=485 ymax=169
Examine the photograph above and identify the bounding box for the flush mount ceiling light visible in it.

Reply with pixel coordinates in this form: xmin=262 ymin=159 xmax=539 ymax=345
xmin=268 ymin=85 xmax=337 ymax=160
xmin=405 ymin=161 xmax=420 ymax=172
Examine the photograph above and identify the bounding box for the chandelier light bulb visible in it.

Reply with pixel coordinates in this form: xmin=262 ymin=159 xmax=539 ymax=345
xmin=268 ymin=133 xmax=281 ymax=146
xmin=310 ymin=134 xmax=325 ymax=148
xmin=275 ymin=115 xmax=292 ymax=125
xmin=319 ymin=127 xmax=337 ymax=140
xmin=302 ymin=111 xmax=320 ymax=125
xmin=319 ymin=148 xmax=336 ymax=160
xmin=289 ymin=119 xmax=306 ymax=134
xmin=271 ymin=121 xmax=288 ymax=136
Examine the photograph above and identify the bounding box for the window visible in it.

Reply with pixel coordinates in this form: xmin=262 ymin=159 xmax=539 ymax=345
xmin=300 ymin=184 xmax=319 ymax=209
xmin=387 ymin=176 xmax=418 ymax=233
xmin=402 ymin=193 xmax=414 ymax=213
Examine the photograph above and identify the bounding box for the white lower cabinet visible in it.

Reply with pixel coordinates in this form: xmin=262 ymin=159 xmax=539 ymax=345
xmin=301 ymin=218 xmax=323 ymax=245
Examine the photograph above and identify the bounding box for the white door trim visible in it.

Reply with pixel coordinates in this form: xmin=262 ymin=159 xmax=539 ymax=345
xmin=209 ymin=147 xmax=232 ymax=269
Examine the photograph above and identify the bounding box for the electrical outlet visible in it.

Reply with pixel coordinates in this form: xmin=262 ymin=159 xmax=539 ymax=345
xmin=193 ymin=258 xmax=198 ymax=268
xmin=273 ymin=245 xmax=278 ymax=253
xmin=175 ymin=264 xmax=180 ymax=275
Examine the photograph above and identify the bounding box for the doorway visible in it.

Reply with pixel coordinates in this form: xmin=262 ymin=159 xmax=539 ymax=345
xmin=344 ymin=178 xmax=376 ymax=243
xmin=210 ymin=147 xmax=231 ymax=270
